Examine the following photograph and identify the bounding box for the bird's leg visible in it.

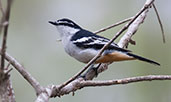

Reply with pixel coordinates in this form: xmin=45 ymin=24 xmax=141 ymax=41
xmin=91 ymin=63 xmax=101 ymax=77
xmin=80 ymin=63 xmax=102 ymax=80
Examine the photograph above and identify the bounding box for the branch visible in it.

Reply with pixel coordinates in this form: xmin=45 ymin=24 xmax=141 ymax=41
xmin=80 ymin=75 xmax=171 ymax=86
xmin=81 ymin=75 xmax=171 ymax=87
xmin=37 ymin=75 xmax=171 ymax=99
xmin=35 ymin=64 xmax=109 ymax=101
xmin=0 ymin=0 xmax=5 ymax=33
xmin=94 ymin=17 xmax=132 ymax=34
xmin=1 ymin=0 xmax=12 ymax=70
xmin=0 ymin=49 xmax=44 ymax=95
xmin=152 ymin=3 xmax=165 ymax=43
xmin=118 ymin=6 xmax=149 ymax=48
xmin=0 ymin=1 xmax=4 ymax=14
xmin=0 ymin=0 xmax=16 ymax=101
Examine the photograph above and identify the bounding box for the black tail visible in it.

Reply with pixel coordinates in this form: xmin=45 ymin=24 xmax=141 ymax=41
xmin=127 ymin=53 xmax=160 ymax=66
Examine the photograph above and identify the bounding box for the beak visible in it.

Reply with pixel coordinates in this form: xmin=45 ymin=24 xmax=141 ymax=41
xmin=48 ymin=21 xmax=58 ymax=25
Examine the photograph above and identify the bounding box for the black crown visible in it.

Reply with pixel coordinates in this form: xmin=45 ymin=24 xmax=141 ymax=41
xmin=49 ymin=18 xmax=82 ymax=29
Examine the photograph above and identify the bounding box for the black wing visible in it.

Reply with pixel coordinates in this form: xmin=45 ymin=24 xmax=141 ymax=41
xmin=71 ymin=29 xmax=131 ymax=52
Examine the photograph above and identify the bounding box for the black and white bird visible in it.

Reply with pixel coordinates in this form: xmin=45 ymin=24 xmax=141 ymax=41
xmin=49 ymin=18 xmax=160 ymax=66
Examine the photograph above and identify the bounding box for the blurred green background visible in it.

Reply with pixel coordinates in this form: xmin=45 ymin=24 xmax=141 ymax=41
xmin=0 ymin=0 xmax=171 ymax=102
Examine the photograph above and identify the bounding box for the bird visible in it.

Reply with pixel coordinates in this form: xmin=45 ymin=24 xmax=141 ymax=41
xmin=49 ymin=18 xmax=160 ymax=66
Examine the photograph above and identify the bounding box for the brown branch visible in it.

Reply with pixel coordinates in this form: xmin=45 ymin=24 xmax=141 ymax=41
xmin=0 ymin=0 xmax=16 ymax=102
xmin=94 ymin=17 xmax=132 ymax=34
xmin=80 ymin=75 xmax=171 ymax=86
xmin=152 ymin=3 xmax=165 ymax=43
xmin=118 ymin=7 xmax=149 ymax=48
xmin=0 ymin=0 xmax=5 ymax=15
xmin=0 ymin=49 xmax=44 ymax=95
xmin=35 ymin=64 xmax=109 ymax=101
xmin=1 ymin=0 xmax=12 ymax=70
xmin=44 ymin=75 xmax=171 ymax=97
xmin=35 ymin=87 xmax=52 ymax=102
xmin=0 ymin=0 xmax=5 ymax=30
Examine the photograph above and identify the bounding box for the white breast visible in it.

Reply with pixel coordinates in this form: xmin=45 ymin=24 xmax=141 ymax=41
xmin=56 ymin=25 xmax=99 ymax=63
xmin=62 ymin=37 xmax=98 ymax=63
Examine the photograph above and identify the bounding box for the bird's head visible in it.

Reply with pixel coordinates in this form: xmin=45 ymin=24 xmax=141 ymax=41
xmin=49 ymin=18 xmax=82 ymax=37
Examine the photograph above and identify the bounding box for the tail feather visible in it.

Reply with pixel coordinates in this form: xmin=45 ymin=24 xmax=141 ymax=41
xmin=127 ymin=53 xmax=160 ymax=66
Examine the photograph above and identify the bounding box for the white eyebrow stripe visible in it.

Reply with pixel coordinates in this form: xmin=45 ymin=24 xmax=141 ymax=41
xmin=58 ymin=21 xmax=74 ymax=25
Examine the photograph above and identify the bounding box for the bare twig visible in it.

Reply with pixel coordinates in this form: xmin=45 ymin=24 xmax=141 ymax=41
xmin=47 ymin=75 xmax=171 ymax=97
xmin=4 ymin=67 xmax=13 ymax=74
xmin=152 ymin=3 xmax=165 ymax=43
xmin=0 ymin=49 xmax=44 ymax=95
xmin=37 ymin=64 xmax=109 ymax=101
xmin=94 ymin=17 xmax=132 ymax=34
xmin=118 ymin=7 xmax=149 ymax=48
xmin=57 ymin=0 xmax=155 ymax=91
xmin=0 ymin=0 xmax=5 ymax=32
xmin=5 ymin=61 xmax=11 ymax=70
xmin=1 ymin=0 xmax=12 ymax=71
xmin=35 ymin=86 xmax=53 ymax=102
xmin=80 ymin=75 xmax=171 ymax=86
xmin=0 ymin=0 xmax=5 ymax=15
xmin=0 ymin=0 xmax=16 ymax=101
